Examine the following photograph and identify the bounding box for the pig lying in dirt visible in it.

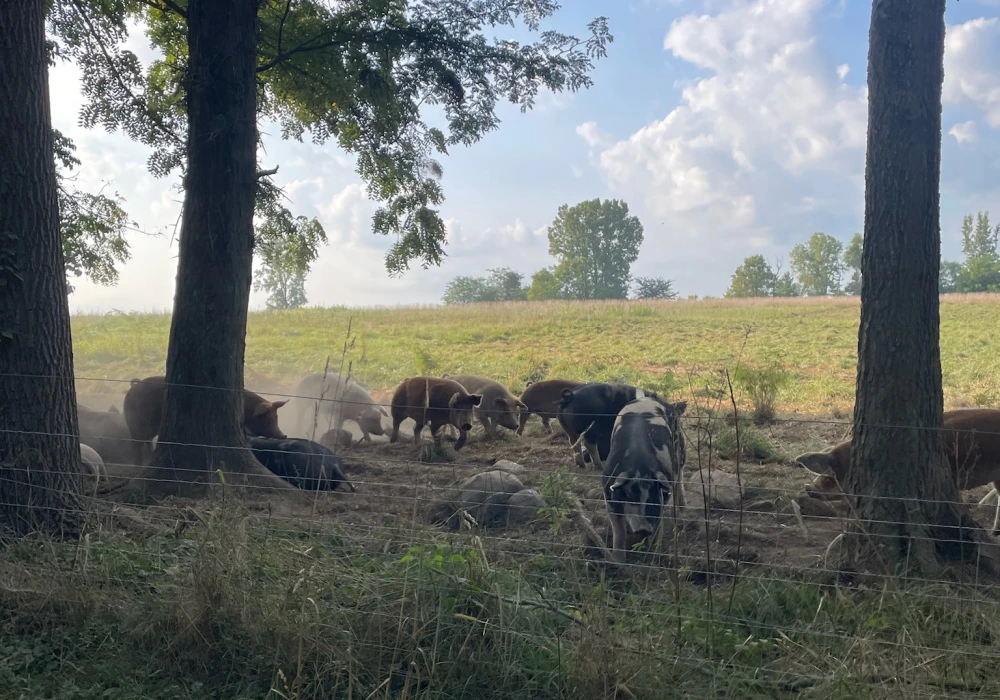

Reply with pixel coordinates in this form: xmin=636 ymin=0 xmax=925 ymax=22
xmin=248 ymin=435 xmax=355 ymax=492
xmin=80 ymin=443 xmax=106 ymax=492
xmin=795 ymin=408 xmax=1000 ymax=533
xmin=516 ymin=379 xmax=584 ymax=436
xmin=389 ymin=377 xmax=483 ymax=451
xmin=292 ymin=372 xmax=388 ymax=443
xmin=78 ymin=403 xmax=148 ymax=479
xmin=123 ymin=375 xmax=288 ymax=467
xmin=443 ymin=374 xmax=526 ymax=438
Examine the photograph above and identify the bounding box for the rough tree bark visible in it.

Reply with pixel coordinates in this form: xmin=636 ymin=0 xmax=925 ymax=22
xmin=0 ymin=0 xmax=84 ymax=535
xmin=846 ymin=0 xmax=996 ymax=576
xmin=137 ymin=0 xmax=292 ymax=499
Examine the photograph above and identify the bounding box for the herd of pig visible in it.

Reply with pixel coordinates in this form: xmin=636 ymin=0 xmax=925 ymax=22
xmin=73 ymin=368 xmax=1000 ymax=559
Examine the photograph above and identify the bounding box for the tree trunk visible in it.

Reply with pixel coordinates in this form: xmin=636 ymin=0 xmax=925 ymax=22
xmin=0 ymin=0 xmax=83 ymax=536
xmin=137 ymin=0 xmax=292 ymax=500
xmin=846 ymin=0 xmax=995 ymax=577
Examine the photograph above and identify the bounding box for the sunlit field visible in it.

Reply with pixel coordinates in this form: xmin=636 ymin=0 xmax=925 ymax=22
xmin=70 ymin=293 xmax=1000 ymax=415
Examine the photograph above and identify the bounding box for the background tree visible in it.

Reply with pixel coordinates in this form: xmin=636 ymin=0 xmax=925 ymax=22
xmin=252 ymin=212 xmax=324 ymax=310
xmin=526 ymin=267 xmax=565 ymax=301
xmin=843 ymin=233 xmax=863 ymax=295
xmin=846 ymin=0 xmax=992 ymax=575
xmin=955 ymin=211 xmax=1000 ymax=292
xmin=0 ymin=0 xmax=83 ymax=534
xmin=441 ymin=267 xmax=527 ymax=304
xmin=789 ymin=233 xmax=845 ymax=296
xmin=940 ymin=259 xmax=962 ymax=294
xmin=725 ymin=255 xmax=778 ymax=297
xmin=773 ymin=270 xmax=801 ymax=297
xmin=547 ymin=198 xmax=643 ymax=300
xmin=632 ymin=276 xmax=677 ymax=300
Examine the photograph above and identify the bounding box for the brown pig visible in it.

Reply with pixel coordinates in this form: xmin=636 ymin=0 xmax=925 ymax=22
xmin=389 ymin=377 xmax=483 ymax=451
xmin=123 ymin=375 xmax=288 ymax=465
xmin=515 ymin=379 xmax=584 ymax=436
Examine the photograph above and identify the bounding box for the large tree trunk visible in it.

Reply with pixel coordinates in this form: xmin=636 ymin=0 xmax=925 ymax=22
xmin=846 ymin=0 xmax=995 ymax=577
xmin=136 ymin=0 xmax=291 ymax=500
xmin=0 ymin=0 xmax=83 ymax=536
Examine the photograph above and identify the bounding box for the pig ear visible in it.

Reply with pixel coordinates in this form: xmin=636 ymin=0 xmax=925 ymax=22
xmin=471 ymin=394 xmax=483 ymax=406
xmin=378 ymin=405 xmax=389 ymax=416
xmin=271 ymin=399 xmax=289 ymax=410
xmin=493 ymin=396 xmax=507 ymax=408
xmin=673 ymin=400 xmax=687 ymax=416
xmin=448 ymin=392 xmax=460 ymax=408
xmin=252 ymin=401 xmax=274 ymax=418
xmin=517 ymin=401 xmax=528 ymax=412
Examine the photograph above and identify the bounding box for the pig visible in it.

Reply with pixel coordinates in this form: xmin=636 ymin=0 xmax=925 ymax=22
xmin=123 ymin=375 xmax=288 ymax=467
xmin=78 ymin=403 xmax=148 ymax=479
xmin=795 ymin=407 xmax=1000 ymax=533
xmin=443 ymin=374 xmax=527 ymax=437
xmin=515 ymin=379 xmax=584 ymax=436
xmin=557 ymin=382 xmax=682 ymax=470
xmin=603 ymin=396 xmax=688 ymax=563
xmin=389 ymin=377 xmax=483 ymax=451
xmin=291 ymin=372 xmax=388 ymax=444
xmin=80 ymin=443 xmax=106 ymax=492
xmin=248 ymin=436 xmax=355 ymax=492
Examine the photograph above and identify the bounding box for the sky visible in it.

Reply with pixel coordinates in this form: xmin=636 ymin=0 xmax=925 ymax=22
xmin=54 ymin=0 xmax=1000 ymax=314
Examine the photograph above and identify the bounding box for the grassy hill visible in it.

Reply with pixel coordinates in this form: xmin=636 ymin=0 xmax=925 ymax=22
xmin=70 ymin=293 xmax=1000 ymax=415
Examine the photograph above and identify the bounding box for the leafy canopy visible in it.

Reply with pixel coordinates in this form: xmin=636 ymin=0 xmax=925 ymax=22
xmin=52 ymin=128 xmax=133 ymax=292
xmin=442 ymin=267 xmax=527 ymax=304
xmin=253 ymin=211 xmax=325 ymax=309
xmin=632 ymin=276 xmax=676 ymax=300
xmin=789 ymin=232 xmax=845 ymax=296
xmin=726 ymin=255 xmax=777 ymax=298
xmin=547 ymin=198 xmax=643 ymax=300
xmin=48 ymin=0 xmax=612 ymax=276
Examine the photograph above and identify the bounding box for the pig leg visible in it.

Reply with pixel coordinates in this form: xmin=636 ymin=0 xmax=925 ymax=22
xmin=390 ymin=418 xmax=402 ymax=444
xmin=583 ymin=440 xmax=604 ymax=471
xmin=608 ymin=513 xmax=628 ymax=564
xmin=480 ymin=411 xmax=497 ymax=439
xmin=541 ymin=416 xmax=552 ymax=434
xmin=516 ymin=411 xmax=529 ymax=437
xmin=412 ymin=421 xmax=425 ymax=447
xmin=454 ymin=427 xmax=468 ymax=451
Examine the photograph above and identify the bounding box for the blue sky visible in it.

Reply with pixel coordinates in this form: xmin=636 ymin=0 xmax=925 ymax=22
xmin=54 ymin=0 xmax=1000 ymax=313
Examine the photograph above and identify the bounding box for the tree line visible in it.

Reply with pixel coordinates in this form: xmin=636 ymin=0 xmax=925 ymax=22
xmin=726 ymin=212 xmax=1000 ymax=300
xmin=441 ymin=198 xmax=676 ymax=304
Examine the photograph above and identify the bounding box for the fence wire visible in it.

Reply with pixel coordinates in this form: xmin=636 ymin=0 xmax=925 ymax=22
xmin=4 ymin=372 xmax=1000 ymax=698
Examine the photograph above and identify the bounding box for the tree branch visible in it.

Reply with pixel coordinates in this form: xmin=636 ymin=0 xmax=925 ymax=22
xmin=135 ymin=0 xmax=187 ymax=19
xmin=257 ymin=166 xmax=279 ymax=179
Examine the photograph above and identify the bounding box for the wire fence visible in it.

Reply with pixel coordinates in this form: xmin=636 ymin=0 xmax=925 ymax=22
xmin=4 ymin=372 xmax=1000 ymax=697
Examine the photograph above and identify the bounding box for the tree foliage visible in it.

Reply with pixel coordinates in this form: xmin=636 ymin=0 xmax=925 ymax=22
xmin=253 ymin=212 xmax=325 ymax=309
xmin=52 ymin=128 xmax=133 ymax=292
xmin=726 ymin=255 xmax=778 ymax=298
xmin=47 ymin=0 xmax=613 ymax=277
xmin=632 ymin=276 xmax=676 ymax=300
xmin=789 ymin=232 xmax=845 ymax=296
xmin=526 ymin=267 xmax=564 ymax=301
xmin=547 ymin=198 xmax=643 ymax=300
xmin=441 ymin=267 xmax=527 ymax=304
xmin=843 ymin=233 xmax=862 ymax=295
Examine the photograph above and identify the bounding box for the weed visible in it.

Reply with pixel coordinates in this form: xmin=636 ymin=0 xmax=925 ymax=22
xmin=713 ymin=422 xmax=778 ymax=462
xmin=732 ymin=360 xmax=791 ymax=424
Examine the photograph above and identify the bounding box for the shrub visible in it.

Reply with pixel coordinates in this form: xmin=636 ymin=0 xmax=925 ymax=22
xmin=713 ymin=422 xmax=778 ymax=462
xmin=732 ymin=361 xmax=791 ymax=424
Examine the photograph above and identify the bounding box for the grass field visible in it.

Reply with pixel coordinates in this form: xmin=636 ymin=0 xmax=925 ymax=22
xmin=70 ymin=294 xmax=1000 ymax=415
xmin=7 ymin=294 xmax=1000 ymax=698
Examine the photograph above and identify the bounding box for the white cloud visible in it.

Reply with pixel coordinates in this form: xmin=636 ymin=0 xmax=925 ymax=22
xmin=583 ymin=0 xmax=867 ymax=246
xmin=944 ymin=18 xmax=1000 ymax=127
xmin=949 ymin=120 xmax=979 ymax=144
xmin=576 ymin=121 xmax=613 ymax=150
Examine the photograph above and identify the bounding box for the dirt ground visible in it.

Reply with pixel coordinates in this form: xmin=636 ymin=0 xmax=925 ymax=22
xmin=75 ymin=384 xmax=1000 ymax=583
